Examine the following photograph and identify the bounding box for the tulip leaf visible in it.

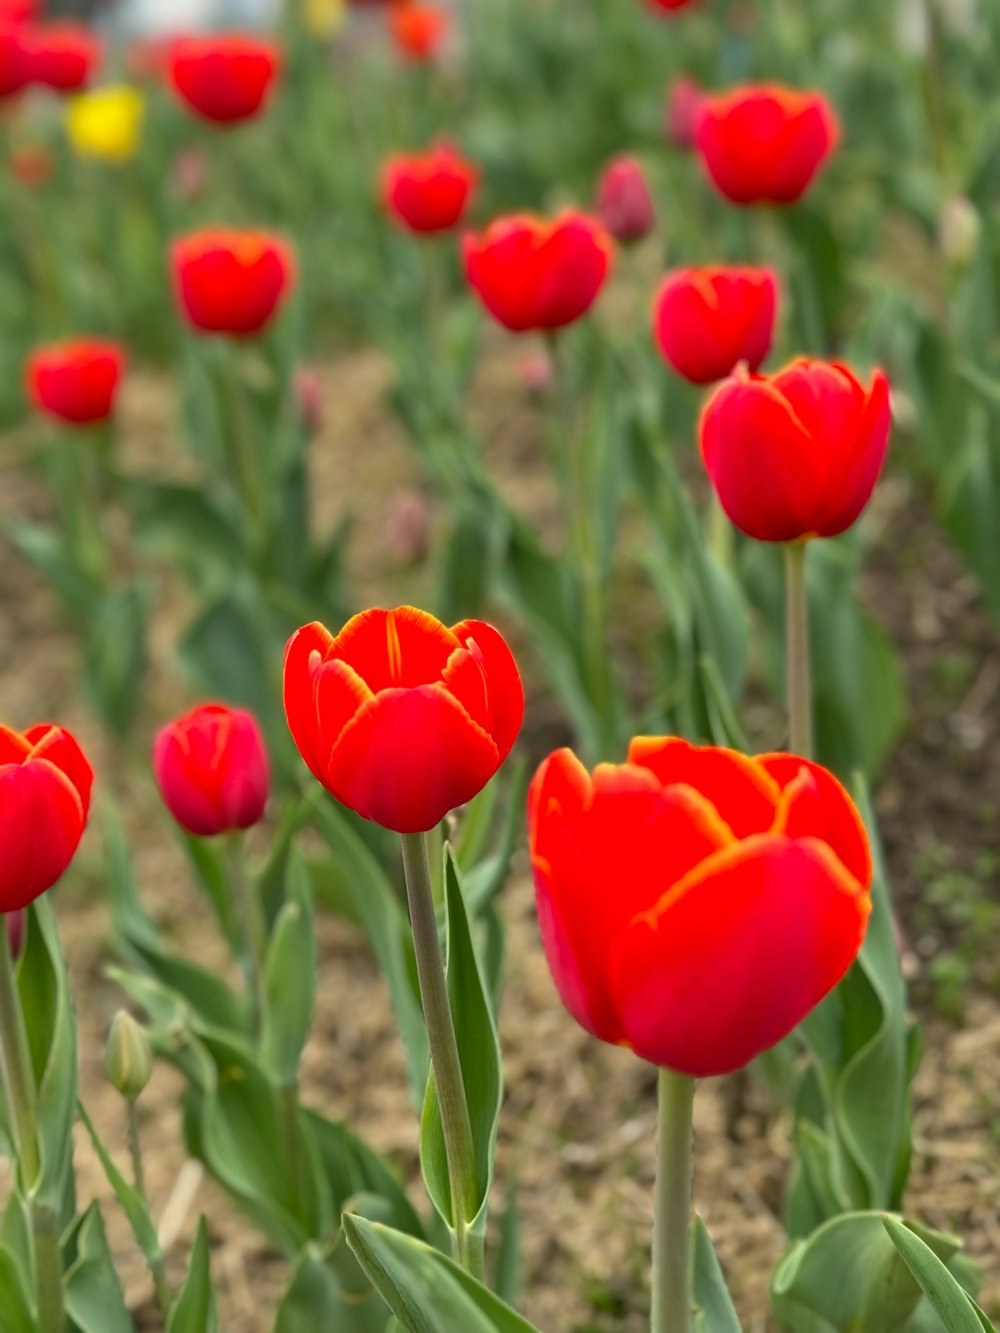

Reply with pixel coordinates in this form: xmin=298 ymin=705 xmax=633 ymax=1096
xmin=313 ymin=800 xmax=428 ymax=1103
xmin=274 ymin=1240 xmax=391 ymax=1333
xmin=179 ymin=593 xmax=279 ymax=734
xmin=882 ymin=1219 xmax=994 ymax=1333
xmin=692 ymin=1216 xmax=742 ymax=1333
xmin=262 ymin=847 xmax=317 ymax=1088
xmin=462 ymin=757 xmax=529 ymax=917
xmin=303 ymin=1112 xmax=424 ymax=1241
xmin=420 ymin=847 xmax=503 ymax=1239
xmin=0 ymin=1243 xmax=36 ymax=1333
xmin=77 ymin=1100 xmax=166 ymax=1295
xmin=82 ymin=580 xmax=150 ymax=738
xmin=62 ymin=1203 xmax=133 ymax=1333
xmin=168 ymin=1218 xmax=218 ymax=1333
xmin=342 ymin=1216 xmax=542 ymax=1333
xmin=18 ymin=899 xmax=77 ymax=1219
xmin=772 ymin=1211 xmax=976 ymax=1333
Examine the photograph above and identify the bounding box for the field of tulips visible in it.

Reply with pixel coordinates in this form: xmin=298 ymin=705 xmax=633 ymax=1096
xmin=1 ymin=0 xmax=999 ymax=1330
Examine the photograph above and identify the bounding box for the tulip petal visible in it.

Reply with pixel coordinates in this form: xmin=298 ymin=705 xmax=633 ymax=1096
xmin=609 ymin=835 xmax=870 ymax=1076
xmin=326 ymin=683 xmax=500 ymax=833
xmin=529 ymin=751 xmax=736 ymax=1047
xmin=451 ymin=618 xmax=524 ymax=760
xmin=0 ymin=758 xmax=86 ymax=912
xmin=627 ymin=737 xmax=780 ymax=837
xmin=284 ymin=621 xmax=338 ymax=779
xmin=760 ymin=753 xmax=872 ymax=886
xmin=332 ymin=606 xmax=461 ymax=691
xmin=24 ymin=723 xmax=94 ymax=816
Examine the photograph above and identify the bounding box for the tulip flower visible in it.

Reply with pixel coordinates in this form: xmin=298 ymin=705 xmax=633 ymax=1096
xmin=596 ymin=156 xmax=655 ymax=244
xmin=65 ymin=85 xmax=145 ymax=162
xmin=25 ymin=338 xmax=125 ymax=426
xmin=167 ymin=33 xmax=281 ymax=125
xmin=381 ymin=141 xmax=478 ymax=234
xmin=26 ymin=23 xmax=100 ymax=92
xmin=464 ymin=211 xmax=613 ymax=334
xmin=699 ymin=358 xmax=891 ymax=543
xmin=153 ymin=704 xmax=269 ymax=838
xmin=665 ymin=76 xmax=702 ymax=149
xmin=653 ymin=266 xmax=777 ymax=385
xmin=171 ymin=229 xmax=295 ymax=337
xmin=284 ymin=606 xmax=523 ymax=833
xmin=529 ymin=737 xmax=871 ymax=1077
xmin=0 ymin=0 xmax=36 ymax=22
xmin=10 ymin=142 xmax=53 ymax=187
xmin=388 ymin=1 xmax=449 ymax=60
xmin=646 ymin=0 xmax=701 ymax=10
xmin=0 ymin=723 xmax=93 ymax=913
xmin=0 ymin=21 xmax=29 ymax=96
xmin=696 ymin=83 xmax=840 ymax=204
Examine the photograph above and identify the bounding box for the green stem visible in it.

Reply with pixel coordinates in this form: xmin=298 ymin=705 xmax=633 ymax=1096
xmin=278 ymin=1082 xmax=306 ymax=1225
xmin=651 ymin=1068 xmax=695 ymax=1333
xmin=0 ymin=921 xmax=65 ymax=1332
xmin=227 ymin=834 xmax=267 ymax=1031
xmin=127 ymin=1100 xmax=172 ymax=1321
xmin=400 ymin=832 xmax=481 ymax=1277
xmin=219 ymin=345 xmax=269 ymax=557
xmin=784 ymin=542 xmax=814 ymax=758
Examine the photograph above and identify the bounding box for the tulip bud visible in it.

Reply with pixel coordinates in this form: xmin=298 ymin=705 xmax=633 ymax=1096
xmin=938 ymin=196 xmax=981 ymax=270
xmin=10 ymin=143 xmax=53 ymax=188
xmin=596 ymin=156 xmax=655 ymax=244
xmin=6 ymin=910 xmax=26 ymax=961
xmin=153 ymin=704 xmax=270 ymax=837
xmin=665 ymin=77 xmax=702 ymax=149
xmin=387 ymin=490 xmax=431 ymax=567
xmin=295 ymin=368 xmax=324 ymax=436
xmin=171 ymin=147 xmax=209 ymax=204
xmin=105 ymin=1011 xmax=153 ymax=1101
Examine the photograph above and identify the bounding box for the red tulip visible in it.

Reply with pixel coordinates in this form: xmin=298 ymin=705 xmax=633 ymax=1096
xmin=171 ymin=229 xmax=296 ymax=337
xmin=699 ymin=358 xmax=892 ymax=543
xmin=167 ymin=33 xmax=281 ymax=125
xmin=0 ymin=723 xmax=93 ymax=913
xmin=653 ymin=266 xmax=777 ymax=385
xmin=154 ymin=704 xmax=269 ymax=838
xmin=696 ymin=84 xmax=840 ymax=204
xmin=388 ymin=1 xmax=449 ymax=61
xmin=0 ymin=22 xmax=30 ymax=96
xmin=25 ymin=338 xmax=125 ymax=425
xmin=0 ymin=0 xmax=38 ymax=23
xmin=26 ymin=23 xmax=100 ymax=92
xmin=10 ymin=141 xmax=53 ymax=186
xmin=464 ymin=211 xmax=613 ymax=334
xmin=529 ymin=738 xmax=871 ymax=1077
xmin=596 ymin=156 xmax=655 ymax=244
xmin=284 ymin=606 xmax=523 ymax=834
xmin=381 ymin=141 xmax=478 ymax=234
xmin=646 ymin=0 xmax=701 ymax=10
xmin=665 ymin=76 xmax=702 ymax=149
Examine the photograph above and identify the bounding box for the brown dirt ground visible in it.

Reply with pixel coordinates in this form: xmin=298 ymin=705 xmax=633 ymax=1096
xmin=0 ymin=344 xmax=998 ymax=1332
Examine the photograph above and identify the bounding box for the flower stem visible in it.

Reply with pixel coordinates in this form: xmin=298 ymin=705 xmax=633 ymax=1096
xmin=784 ymin=542 xmax=814 ymax=758
xmin=0 ymin=918 xmax=65 ymax=1332
xmin=127 ymin=1100 xmax=172 ymax=1321
xmin=400 ymin=831 xmax=481 ymax=1276
xmin=652 ymin=1068 xmax=695 ymax=1333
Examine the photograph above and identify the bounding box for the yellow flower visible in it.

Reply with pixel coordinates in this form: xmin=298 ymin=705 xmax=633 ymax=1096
xmin=304 ymin=0 xmax=346 ymax=38
xmin=66 ymin=86 xmax=145 ymax=164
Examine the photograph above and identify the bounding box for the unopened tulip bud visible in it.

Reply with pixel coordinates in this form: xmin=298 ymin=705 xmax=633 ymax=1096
xmin=105 ymin=1011 xmax=153 ymax=1101
xmin=597 ymin=156 xmax=655 ymax=244
xmin=387 ymin=490 xmax=431 ymax=567
xmin=6 ymin=910 xmax=26 ymax=961
xmin=938 ymin=196 xmax=981 ymax=269
xmin=295 ymin=368 xmax=323 ymax=436
xmin=519 ymin=350 xmax=555 ymax=399
xmin=10 ymin=143 xmax=53 ymax=188
xmin=172 ymin=147 xmax=209 ymax=204
xmin=665 ymin=77 xmax=702 ymax=149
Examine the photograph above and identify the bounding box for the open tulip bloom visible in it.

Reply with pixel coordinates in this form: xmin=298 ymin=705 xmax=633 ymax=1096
xmin=167 ymin=33 xmax=281 ymax=125
xmin=25 ymin=337 xmax=125 ymax=426
xmin=653 ymin=265 xmax=777 ymax=385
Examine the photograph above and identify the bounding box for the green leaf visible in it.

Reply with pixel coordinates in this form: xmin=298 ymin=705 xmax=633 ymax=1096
xmin=179 ymin=594 xmax=278 ymax=732
xmin=462 ymin=758 xmax=529 ymax=917
xmin=2 ymin=519 xmax=101 ymax=621
xmin=343 ymin=1216 xmax=542 ymax=1333
xmin=262 ymin=848 xmax=316 ymax=1088
xmin=420 ymin=848 xmax=502 ymax=1238
xmin=62 ymin=1203 xmax=133 ymax=1333
xmin=82 ymin=581 xmax=149 ymax=738
xmin=168 ymin=1218 xmax=218 ymax=1333
xmin=882 ymin=1219 xmax=994 ymax=1333
xmin=772 ymin=1211 xmax=969 ymax=1333
xmin=0 ymin=1244 xmax=36 ymax=1333
xmin=304 ymin=1111 xmax=424 ymax=1241
xmin=692 ymin=1216 xmax=742 ymax=1333
xmin=313 ymin=800 xmax=428 ymax=1103
xmin=124 ymin=479 xmax=245 ymax=571
xmin=274 ymin=1241 xmax=390 ymax=1333
xmin=77 ymin=1101 xmax=165 ymax=1291
xmin=492 ymin=1177 xmax=521 ymax=1309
